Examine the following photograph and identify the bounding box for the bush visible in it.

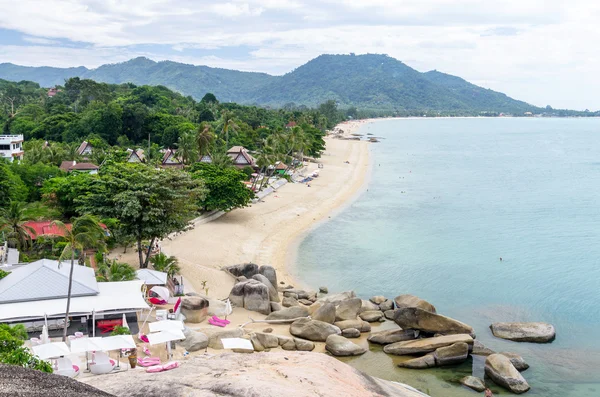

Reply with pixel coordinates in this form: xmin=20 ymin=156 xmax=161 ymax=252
xmin=0 ymin=324 xmax=52 ymax=373
xmin=0 ymin=269 xmax=10 ymax=280
xmin=111 ymin=326 xmax=131 ymax=336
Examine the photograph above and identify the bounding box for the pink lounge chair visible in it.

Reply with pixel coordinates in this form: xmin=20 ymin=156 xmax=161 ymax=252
xmin=208 ymin=317 xmax=226 ymax=327
xmin=211 ymin=316 xmax=230 ymax=325
xmin=137 ymin=357 xmax=161 ymax=367
xmin=145 ymin=361 xmax=180 ymax=373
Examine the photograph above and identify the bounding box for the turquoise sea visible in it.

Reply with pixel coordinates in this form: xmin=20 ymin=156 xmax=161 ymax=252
xmin=294 ymin=118 xmax=600 ymax=396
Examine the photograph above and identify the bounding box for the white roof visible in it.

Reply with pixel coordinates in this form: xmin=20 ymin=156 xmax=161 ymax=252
xmin=0 ymin=280 xmax=149 ymax=322
xmin=0 ymin=259 xmax=98 ymax=303
xmin=146 ymin=329 xmax=185 ymax=345
xmin=136 ymin=269 xmax=168 ymax=285
xmin=31 ymin=342 xmax=70 ymax=359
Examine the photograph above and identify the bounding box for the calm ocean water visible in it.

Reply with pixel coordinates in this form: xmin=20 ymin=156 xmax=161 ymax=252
xmin=294 ymin=118 xmax=600 ymax=397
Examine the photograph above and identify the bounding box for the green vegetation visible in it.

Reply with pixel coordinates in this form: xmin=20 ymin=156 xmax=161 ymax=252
xmin=191 ymin=163 xmax=254 ymax=212
xmin=110 ymin=326 xmax=131 ymax=336
xmin=96 ymin=260 xmax=137 ymax=282
xmin=0 ymin=324 xmax=53 ymax=373
xmin=149 ymin=253 xmax=181 ymax=278
xmin=1 ymin=54 xmax=595 ymax=115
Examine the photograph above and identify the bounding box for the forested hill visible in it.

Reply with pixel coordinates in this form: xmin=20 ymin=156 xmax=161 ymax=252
xmin=0 ymin=54 xmax=540 ymax=113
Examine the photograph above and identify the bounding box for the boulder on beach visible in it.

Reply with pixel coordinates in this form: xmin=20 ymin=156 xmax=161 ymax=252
xmin=224 ymin=263 xmax=259 ymax=279
xmin=397 ymin=342 xmax=469 ymax=369
xmin=319 ymin=286 xmax=328 ymax=294
xmin=379 ymin=299 xmax=394 ymax=312
xmin=368 ymin=329 xmax=418 ymax=345
xmin=384 ymin=309 xmax=399 ymax=320
xmin=252 ymin=274 xmax=280 ymax=303
xmin=313 ymin=302 xmax=336 ymax=324
xmin=460 ymin=376 xmax=486 ymax=392
xmin=180 ymin=296 xmax=209 ymax=323
xmin=179 ymin=328 xmax=208 ymax=352
xmin=342 ymin=328 xmax=361 ymax=338
xmin=325 ymin=334 xmax=367 ymax=356
xmin=472 ymin=340 xmax=495 ymax=356
xmin=282 ymin=296 xmax=300 ymax=307
xmin=258 ymin=265 xmax=278 ymax=289
xmin=265 ymin=306 xmax=309 ymax=320
xmin=290 ymin=318 xmax=341 ymax=342
xmin=394 ymin=294 xmax=436 ymax=313
xmin=485 ymin=353 xmax=531 ymax=394
xmin=229 ymin=279 xmax=271 ymax=315
xmin=317 ymin=291 xmax=356 ymax=305
xmin=490 ymin=322 xmax=556 ymax=343
xmin=271 ymin=302 xmax=283 ymax=312
xmin=334 ymin=319 xmax=371 ymax=333
xmin=359 ymin=299 xmax=381 ymax=313
xmin=384 ymin=334 xmax=473 ymax=356
xmin=370 ymin=296 xmax=387 ymax=305
xmin=206 ymin=328 xmax=245 ymax=349
xmin=500 ymin=352 xmax=529 ymax=371
xmin=298 ymin=299 xmax=313 ymax=306
xmin=397 ymin=353 xmax=436 ymax=369
xmin=336 ymin=298 xmax=362 ymax=321
xmin=393 ymin=307 xmax=475 ymax=337
xmin=359 ymin=310 xmax=384 ymax=322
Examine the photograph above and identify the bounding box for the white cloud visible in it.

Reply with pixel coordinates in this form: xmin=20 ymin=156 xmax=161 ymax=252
xmin=0 ymin=0 xmax=598 ymax=109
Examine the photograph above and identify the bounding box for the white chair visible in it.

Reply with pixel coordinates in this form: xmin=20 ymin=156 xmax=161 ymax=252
xmin=90 ymin=351 xmax=116 ymax=375
xmin=55 ymin=357 xmax=80 ymax=378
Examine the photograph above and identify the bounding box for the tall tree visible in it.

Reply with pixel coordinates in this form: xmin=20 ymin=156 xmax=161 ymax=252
xmin=52 ymin=215 xmax=106 ymax=341
xmin=219 ymin=109 xmax=239 ymax=148
xmin=191 ymin=163 xmax=255 ymax=211
xmin=78 ymin=163 xmax=206 ymax=268
xmin=176 ymin=131 xmax=197 ymax=165
xmin=0 ymin=202 xmax=35 ymax=250
xmin=196 ymin=122 xmax=215 ymax=157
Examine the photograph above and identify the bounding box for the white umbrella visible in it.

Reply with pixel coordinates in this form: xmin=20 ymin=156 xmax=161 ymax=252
xmin=149 ymin=286 xmax=170 ymax=302
xmin=147 ymin=329 xmax=185 ymax=359
xmin=40 ymin=325 xmax=49 ymax=344
xmin=101 ymin=335 xmax=136 ymax=351
xmin=148 ymin=320 xmax=184 ymax=333
xmin=32 ymin=342 xmax=70 ymax=360
xmin=122 ymin=313 xmax=129 ymax=330
xmin=70 ymin=337 xmax=105 ymax=354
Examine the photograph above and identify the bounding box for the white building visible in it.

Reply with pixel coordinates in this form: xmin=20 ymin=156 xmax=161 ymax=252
xmin=0 ymin=134 xmax=24 ymax=162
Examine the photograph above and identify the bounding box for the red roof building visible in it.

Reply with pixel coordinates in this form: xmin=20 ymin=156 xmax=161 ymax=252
xmin=23 ymin=221 xmax=109 ymax=240
xmin=285 ymin=121 xmax=297 ymax=128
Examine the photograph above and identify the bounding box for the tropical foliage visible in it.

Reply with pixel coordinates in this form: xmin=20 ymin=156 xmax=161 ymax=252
xmin=149 ymin=253 xmax=181 ymax=278
xmin=96 ymin=260 xmax=137 ymax=282
xmin=190 ymin=163 xmax=254 ymax=211
xmin=0 ymin=324 xmax=53 ymax=373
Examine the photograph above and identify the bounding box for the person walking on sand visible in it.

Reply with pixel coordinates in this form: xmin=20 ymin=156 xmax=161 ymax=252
xmin=485 ymin=388 xmax=494 ymax=397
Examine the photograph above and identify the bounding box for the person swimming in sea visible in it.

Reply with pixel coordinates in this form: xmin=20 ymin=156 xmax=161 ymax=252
xmin=500 ymin=257 xmax=503 ymax=261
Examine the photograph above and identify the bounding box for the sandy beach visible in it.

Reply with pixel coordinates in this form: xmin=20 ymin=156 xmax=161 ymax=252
xmin=157 ymin=119 xmax=373 ymax=298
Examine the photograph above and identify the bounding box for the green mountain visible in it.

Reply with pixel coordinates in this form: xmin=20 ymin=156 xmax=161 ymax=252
xmin=0 ymin=54 xmax=539 ymax=113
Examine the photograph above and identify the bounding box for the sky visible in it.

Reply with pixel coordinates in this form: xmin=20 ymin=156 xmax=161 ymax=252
xmin=0 ymin=0 xmax=599 ymax=110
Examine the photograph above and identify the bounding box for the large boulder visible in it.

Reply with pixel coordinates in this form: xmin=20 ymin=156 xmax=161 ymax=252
xmin=359 ymin=310 xmax=384 ymax=322
xmin=282 ymin=296 xmax=300 ymax=307
xmin=258 ymin=265 xmax=278 ymax=289
xmin=370 ymin=296 xmax=387 ymax=305
xmin=312 ymin=303 xmax=336 ymax=324
xmin=368 ymin=329 xmax=418 ymax=345
xmin=335 ymin=298 xmax=362 ymax=321
xmin=265 ymin=306 xmax=309 ymax=320
xmin=180 ymin=296 xmax=209 ymax=323
xmin=224 ymin=263 xmax=259 ymax=279
xmin=394 ymin=295 xmax=436 ymax=313
xmin=472 ymin=340 xmax=495 ymax=356
xmin=325 ymin=335 xmax=367 ymax=356
xmin=485 ymin=354 xmax=530 ymax=394
xmin=334 ymin=319 xmax=371 ymax=333
xmin=460 ymin=376 xmax=486 ymax=392
xmin=185 ymin=293 xmax=226 ymax=317
xmin=206 ymin=328 xmax=245 ymax=349
xmin=383 ymin=334 xmax=473 ymax=356
xmin=252 ymin=274 xmax=280 ymax=303
xmin=317 ymin=291 xmax=356 ymax=305
xmin=397 ymin=342 xmax=469 ymax=369
xmin=342 ymin=328 xmax=361 ymax=338
xmin=379 ymin=299 xmax=394 ymax=312
xmin=394 ymin=307 xmax=475 ymax=337
xmin=250 ymin=332 xmax=280 ymax=351
xmin=271 ymin=302 xmax=283 ymax=312
xmin=490 ymin=322 xmax=555 ymax=343
xmin=384 ymin=309 xmax=398 ymax=320
xmin=290 ymin=318 xmax=341 ymax=342
xmin=500 ymin=352 xmax=529 ymax=371
xmin=179 ymin=328 xmax=208 ymax=352
xmin=229 ymin=279 xmax=271 ymax=315
xmin=359 ymin=300 xmax=380 ymax=313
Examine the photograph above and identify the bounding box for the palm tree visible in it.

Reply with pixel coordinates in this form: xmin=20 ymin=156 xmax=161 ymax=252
xmin=149 ymin=253 xmax=181 ymax=278
xmin=0 ymin=201 xmax=35 ymax=250
xmin=210 ymin=151 xmax=234 ymax=168
xmin=177 ymin=131 xmax=198 ymax=165
xmin=96 ymin=260 xmax=136 ymax=282
xmin=52 ymin=215 xmax=106 ymax=341
xmin=196 ymin=122 xmax=215 ymax=157
xmin=219 ymin=110 xmax=239 ymax=148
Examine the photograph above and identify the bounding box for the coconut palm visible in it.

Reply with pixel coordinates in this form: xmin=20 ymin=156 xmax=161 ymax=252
xmin=52 ymin=215 xmax=106 ymax=341
xmin=96 ymin=260 xmax=136 ymax=282
xmin=0 ymin=201 xmax=36 ymax=251
xmin=177 ymin=131 xmax=198 ymax=165
xmin=149 ymin=252 xmax=181 ymax=278
xmin=196 ymin=122 xmax=215 ymax=157
xmin=219 ymin=110 xmax=239 ymax=148
xmin=210 ymin=151 xmax=234 ymax=168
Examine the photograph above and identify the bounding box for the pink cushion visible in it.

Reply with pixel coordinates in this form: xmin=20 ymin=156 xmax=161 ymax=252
xmin=146 ymin=365 xmax=164 ymax=373
xmin=162 ymin=361 xmax=180 ymax=371
xmin=208 ymin=318 xmax=226 ymax=327
xmin=72 ymin=365 xmax=79 ymax=372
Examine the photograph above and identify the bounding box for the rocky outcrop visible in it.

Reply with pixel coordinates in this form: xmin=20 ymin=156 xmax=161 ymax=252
xmin=500 ymin=352 xmax=530 ymax=371
xmin=359 ymin=299 xmax=381 ymax=313
xmin=342 ymin=328 xmax=361 ymax=338
xmin=290 ymin=318 xmax=341 ymax=341
xmin=265 ymin=306 xmax=309 ymax=320
xmin=379 ymin=299 xmax=394 ymax=312
xmin=384 ymin=309 xmax=398 ymax=320
xmin=334 ymin=319 xmax=371 ymax=333
xmin=318 ymin=291 xmax=356 ymax=304
xmin=180 ymin=296 xmax=209 ymax=323
xmin=368 ymin=329 xmax=418 ymax=345
xmin=370 ymin=296 xmax=387 ymax=305
xmin=283 ymin=296 xmax=300 ymax=307
xmin=224 ymin=263 xmax=259 ymax=279
xmin=490 ymin=322 xmax=556 ymax=343
xmin=271 ymin=302 xmax=283 ymax=312
xmin=82 ymin=351 xmax=431 ymax=397
xmin=359 ymin=310 xmax=384 ymax=322
xmin=258 ymin=265 xmax=278 ymax=289
xmin=485 ymin=354 xmax=531 ymax=394
xmin=205 ymin=328 xmax=245 ymax=349
xmin=394 ymin=295 xmax=436 ymax=313
xmin=460 ymin=376 xmax=486 ymax=392
xmin=252 ymin=274 xmax=280 ymax=303
xmin=383 ymin=334 xmax=473 ymax=356
xmin=313 ymin=302 xmax=336 ymax=324
xmin=397 ymin=342 xmax=469 ymax=369
xmin=393 ymin=307 xmax=475 ymax=337
xmin=472 ymin=340 xmax=495 ymax=356
xmin=325 ymin=334 xmax=367 ymax=356
xmin=179 ymin=328 xmax=208 ymax=352
xmin=250 ymin=332 xmax=315 ymax=352
xmin=229 ymin=279 xmax=271 ymax=315
xmin=336 ymin=298 xmax=362 ymax=321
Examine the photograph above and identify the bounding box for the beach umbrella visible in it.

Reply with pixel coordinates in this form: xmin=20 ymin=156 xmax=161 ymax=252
xmin=149 ymin=286 xmax=170 ymax=302
xmin=122 ymin=313 xmax=129 ymax=330
xmin=32 ymin=342 xmax=70 ymax=360
xmin=101 ymin=335 xmax=136 ymax=351
xmin=40 ymin=325 xmax=49 ymax=344
xmin=148 ymin=320 xmax=184 ymax=333
xmin=69 ymin=337 xmax=105 ymax=354
xmin=147 ymin=329 xmax=185 ymax=359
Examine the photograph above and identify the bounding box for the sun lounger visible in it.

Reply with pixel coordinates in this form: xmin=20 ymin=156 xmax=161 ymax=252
xmin=208 ymin=316 xmax=230 ymax=327
xmin=146 ymin=361 xmax=180 ymax=373
xmin=137 ymin=357 xmax=161 ymax=367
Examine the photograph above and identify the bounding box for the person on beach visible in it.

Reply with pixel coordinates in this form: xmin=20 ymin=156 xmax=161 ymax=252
xmin=485 ymin=388 xmax=493 ymax=397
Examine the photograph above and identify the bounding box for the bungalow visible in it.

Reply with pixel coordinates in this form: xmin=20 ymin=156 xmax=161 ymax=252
xmin=126 ymin=148 xmax=145 ymax=163
xmin=199 ymin=154 xmax=213 ymax=163
xmin=59 ymin=160 xmax=99 ymax=174
xmin=274 ymin=162 xmax=288 ymax=175
xmin=161 ymin=148 xmax=183 ymax=168
xmin=47 ymin=87 xmax=60 ymax=97
xmin=0 ymin=259 xmax=148 ymax=335
xmin=76 ymin=141 xmax=93 ymax=157
xmin=285 ymin=121 xmax=297 ymax=129
xmin=23 ymin=221 xmax=110 ymax=240
xmin=226 ymin=146 xmax=256 ymax=168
